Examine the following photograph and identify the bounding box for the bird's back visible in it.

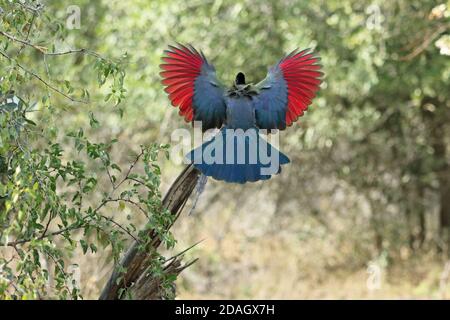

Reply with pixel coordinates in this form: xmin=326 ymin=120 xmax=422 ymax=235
xmin=225 ymin=96 xmax=255 ymax=130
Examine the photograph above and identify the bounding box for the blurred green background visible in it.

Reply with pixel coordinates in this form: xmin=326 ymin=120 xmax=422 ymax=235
xmin=2 ymin=0 xmax=450 ymax=299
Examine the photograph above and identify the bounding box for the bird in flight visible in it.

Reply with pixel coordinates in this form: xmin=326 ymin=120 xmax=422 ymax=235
xmin=160 ymin=43 xmax=322 ymax=183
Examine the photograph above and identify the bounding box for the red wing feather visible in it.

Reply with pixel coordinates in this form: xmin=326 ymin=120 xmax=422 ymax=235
xmin=279 ymin=49 xmax=323 ymax=126
xmin=160 ymin=44 xmax=206 ymax=122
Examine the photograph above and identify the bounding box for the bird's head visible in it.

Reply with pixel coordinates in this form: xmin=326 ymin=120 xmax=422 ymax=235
xmin=227 ymin=71 xmax=258 ymax=98
xmin=235 ymin=72 xmax=246 ymax=85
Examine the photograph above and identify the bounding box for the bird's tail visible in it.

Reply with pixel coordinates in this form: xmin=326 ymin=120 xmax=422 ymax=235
xmin=186 ymin=128 xmax=290 ymax=184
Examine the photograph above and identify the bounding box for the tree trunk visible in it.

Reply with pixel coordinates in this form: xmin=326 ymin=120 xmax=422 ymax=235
xmin=438 ymin=170 xmax=450 ymax=254
xmin=99 ymin=164 xmax=201 ymax=300
xmin=421 ymin=98 xmax=450 ymax=254
xmin=416 ymin=184 xmax=426 ymax=249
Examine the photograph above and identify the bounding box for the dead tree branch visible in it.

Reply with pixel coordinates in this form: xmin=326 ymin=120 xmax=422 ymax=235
xmin=99 ymin=164 xmax=201 ymax=300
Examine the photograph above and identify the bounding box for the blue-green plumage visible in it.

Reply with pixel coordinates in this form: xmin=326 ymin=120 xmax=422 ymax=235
xmin=187 ymin=76 xmax=290 ymax=184
xmin=161 ymin=44 xmax=322 ymax=184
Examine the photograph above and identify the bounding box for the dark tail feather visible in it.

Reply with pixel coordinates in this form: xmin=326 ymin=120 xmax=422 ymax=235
xmin=186 ymin=128 xmax=289 ymax=184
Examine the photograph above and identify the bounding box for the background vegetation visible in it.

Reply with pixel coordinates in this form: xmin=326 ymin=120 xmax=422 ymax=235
xmin=1 ymin=0 xmax=450 ymax=299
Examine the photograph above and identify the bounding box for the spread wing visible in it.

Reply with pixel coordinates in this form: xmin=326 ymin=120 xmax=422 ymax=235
xmin=253 ymin=48 xmax=323 ymax=130
xmin=160 ymin=43 xmax=227 ymax=130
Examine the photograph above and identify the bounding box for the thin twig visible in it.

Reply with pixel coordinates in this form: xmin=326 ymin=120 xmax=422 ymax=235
xmin=399 ymin=24 xmax=448 ymax=61
xmin=43 ymin=53 xmax=52 ymax=101
xmin=0 ymin=30 xmax=105 ymax=59
xmin=99 ymin=215 xmax=140 ymax=243
xmin=5 ymin=221 xmax=87 ymax=247
xmin=106 ymin=166 xmax=116 ymax=189
xmin=17 ymin=11 xmax=37 ymax=56
xmin=103 ymin=198 xmax=149 ymax=218
xmin=127 ymin=177 xmax=147 ymax=186
xmin=39 ymin=213 xmax=54 ymax=240
xmin=0 ymin=31 xmax=46 ymax=53
xmin=164 ymin=239 xmax=204 ymax=264
xmin=0 ymin=49 xmax=87 ymax=103
xmin=115 ymin=150 xmax=145 ymax=190
xmin=16 ymin=1 xmax=44 ymax=14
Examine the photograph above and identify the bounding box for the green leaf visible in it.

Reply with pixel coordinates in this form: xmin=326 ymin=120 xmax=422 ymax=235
xmin=80 ymin=240 xmax=88 ymax=254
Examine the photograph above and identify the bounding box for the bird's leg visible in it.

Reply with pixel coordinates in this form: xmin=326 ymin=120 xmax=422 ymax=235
xmin=188 ymin=173 xmax=208 ymax=215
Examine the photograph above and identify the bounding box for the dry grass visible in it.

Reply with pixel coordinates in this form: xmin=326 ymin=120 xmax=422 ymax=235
xmin=50 ymin=169 xmax=450 ymax=300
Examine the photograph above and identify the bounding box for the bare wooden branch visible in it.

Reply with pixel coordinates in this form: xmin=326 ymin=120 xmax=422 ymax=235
xmin=399 ymin=24 xmax=448 ymax=61
xmin=0 ymin=30 xmax=46 ymax=53
xmin=0 ymin=30 xmax=105 ymax=59
xmin=99 ymin=164 xmax=201 ymax=300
